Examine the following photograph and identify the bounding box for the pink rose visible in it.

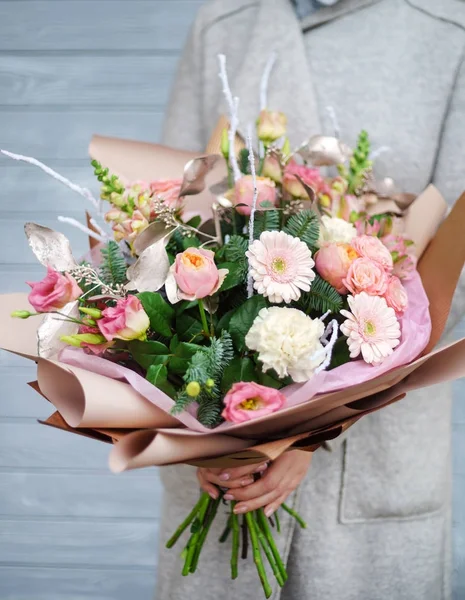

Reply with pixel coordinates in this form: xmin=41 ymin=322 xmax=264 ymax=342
xmin=256 ymin=110 xmax=287 ymax=143
xmin=97 ymin=295 xmax=150 ymax=342
xmin=149 ymin=179 xmax=183 ymax=209
xmin=343 ymin=257 xmax=389 ymax=296
xmin=233 ymin=175 xmax=277 ymax=216
xmin=352 ymin=235 xmax=394 ymax=272
xmin=384 ymin=276 xmax=408 ymax=315
xmin=222 ymin=381 xmax=286 ymax=423
xmin=315 ymin=243 xmax=360 ymax=294
xmin=172 ymin=248 xmax=229 ymax=301
xmin=27 ymin=266 xmax=82 ymax=313
xmin=283 ymin=161 xmax=326 ymax=199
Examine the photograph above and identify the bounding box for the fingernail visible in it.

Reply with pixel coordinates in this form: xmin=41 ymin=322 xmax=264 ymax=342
xmin=240 ymin=477 xmax=254 ymax=487
xmin=219 ymin=472 xmax=230 ymax=481
xmin=209 ymin=491 xmax=218 ymax=500
xmin=255 ymin=463 xmax=268 ymax=473
xmin=224 ymin=493 xmax=234 ymax=501
xmin=234 ymin=505 xmax=248 ymax=514
xmin=265 ymin=507 xmax=274 ymax=518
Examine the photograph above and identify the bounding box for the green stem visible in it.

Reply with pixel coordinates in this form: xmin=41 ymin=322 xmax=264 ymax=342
xmin=219 ymin=517 xmax=232 ymax=543
xmin=197 ymin=299 xmax=210 ymax=337
xmin=231 ymin=503 xmax=240 ymax=580
xmin=246 ymin=512 xmax=273 ymax=598
xmin=281 ymin=503 xmax=307 ymax=529
xmin=165 ymin=493 xmax=206 ymax=549
xmin=182 ymin=493 xmax=211 ymax=576
xmin=254 ymin=514 xmax=285 ymax=587
xmin=190 ymin=495 xmax=221 ymax=572
xmin=257 ymin=509 xmax=288 ymax=583
xmin=275 ymin=510 xmax=281 ymax=534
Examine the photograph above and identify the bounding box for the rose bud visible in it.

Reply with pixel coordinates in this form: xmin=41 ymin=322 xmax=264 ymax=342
xmin=315 ymin=243 xmax=359 ymax=294
xmin=26 ymin=266 xmax=82 ymax=313
xmin=343 ymin=257 xmax=389 ymax=296
xmin=233 ymin=175 xmax=277 ymax=216
xmin=172 ymin=248 xmax=229 ymax=301
xmin=257 ymin=109 xmax=287 ymax=143
xmin=97 ymin=295 xmax=150 ymax=342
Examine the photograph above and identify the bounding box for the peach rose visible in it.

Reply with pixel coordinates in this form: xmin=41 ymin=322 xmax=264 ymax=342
xmin=27 ymin=266 xmax=82 ymax=313
xmin=97 ymin=295 xmax=150 ymax=342
xmin=384 ymin=276 xmax=409 ymax=314
xmin=352 ymin=235 xmax=393 ymax=272
xmin=172 ymin=248 xmax=229 ymax=301
xmin=233 ymin=175 xmax=277 ymax=216
xmin=315 ymin=243 xmax=359 ymax=294
xmin=343 ymin=257 xmax=389 ymax=296
xmin=283 ymin=161 xmax=327 ymax=199
xmin=222 ymin=381 xmax=286 ymax=423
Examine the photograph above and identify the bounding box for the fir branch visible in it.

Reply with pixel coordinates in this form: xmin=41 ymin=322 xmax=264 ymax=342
xmin=99 ymin=241 xmax=128 ymax=287
xmin=253 ymin=210 xmax=280 ymax=238
xmin=283 ymin=210 xmax=320 ymax=249
xmin=297 ymin=275 xmax=343 ymax=315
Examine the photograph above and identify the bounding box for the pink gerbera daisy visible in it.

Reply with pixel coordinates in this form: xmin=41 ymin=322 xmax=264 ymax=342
xmin=340 ymin=292 xmax=401 ymax=365
xmin=246 ymin=230 xmax=316 ymax=303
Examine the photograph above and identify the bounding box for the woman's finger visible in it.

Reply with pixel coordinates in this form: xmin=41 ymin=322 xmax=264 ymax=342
xmin=201 ymin=469 xmax=255 ymax=489
xmin=233 ymin=488 xmax=282 ymax=514
xmin=223 ymin=469 xmax=284 ymax=504
xmin=263 ymin=492 xmax=290 ymax=518
xmin=215 ymin=462 xmax=268 ymax=483
xmin=196 ymin=469 xmax=219 ymax=500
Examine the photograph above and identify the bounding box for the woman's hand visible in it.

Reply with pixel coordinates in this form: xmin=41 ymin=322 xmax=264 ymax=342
xmin=197 ymin=450 xmax=312 ymax=517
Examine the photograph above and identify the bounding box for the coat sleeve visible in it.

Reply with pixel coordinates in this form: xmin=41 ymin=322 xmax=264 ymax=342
xmin=432 ymin=48 xmax=465 ymax=336
xmin=161 ymin=11 xmax=206 ymax=152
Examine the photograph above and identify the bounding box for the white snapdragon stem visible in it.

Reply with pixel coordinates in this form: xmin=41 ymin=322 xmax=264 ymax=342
xmin=57 ymin=216 xmax=106 ymax=243
xmin=217 ymin=54 xmax=241 ymax=183
xmin=246 ymin=126 xmax=259 ymax=299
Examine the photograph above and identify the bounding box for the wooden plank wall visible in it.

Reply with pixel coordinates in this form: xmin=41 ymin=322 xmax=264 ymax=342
xmin=0 ymin=2 xmax=463 ymax=599
xmin=0 ymin=2 xmax=202 ymax=599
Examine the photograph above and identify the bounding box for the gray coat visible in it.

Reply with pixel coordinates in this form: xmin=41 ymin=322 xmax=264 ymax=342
xmin=157 ymin=1 xmax=465 ymax=599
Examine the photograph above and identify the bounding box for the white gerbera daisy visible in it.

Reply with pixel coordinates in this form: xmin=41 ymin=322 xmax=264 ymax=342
xmin=246 ymin=230 xmax=315 ymax=303
xmin=340 ymin=292 xmax=401 ymax=365
xmin=245 ymin=307 xmax=326 ymax=382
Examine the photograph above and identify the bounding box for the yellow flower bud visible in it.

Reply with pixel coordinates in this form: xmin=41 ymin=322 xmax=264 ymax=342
xmin=186 ymin=381 xmax=201 ymax=398
xmin=205 ymin=378 xmax=215 ymax=389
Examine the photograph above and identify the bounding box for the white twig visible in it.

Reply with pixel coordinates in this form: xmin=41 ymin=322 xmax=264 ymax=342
xmin=246 ymin=125 xmax=259 ymax=299
xmin=57 ymin=216 xmax=106 ymax=243
xmin=1 ymin=149 xmax=101 ymax=210
xmin=314 ymin=319 xmax=339 ymax=374
xmin=326 ymin=106 xmax=340 ymax=139
xmin=371 ymin=146 xmax=391 ymax=161
xmin=88 ymin=217 xmax=108 ymax=238
xmin=217 ymin=54 xmax=241 ymax=182
xmin=260 ymin=51 xmax=277 ymax=110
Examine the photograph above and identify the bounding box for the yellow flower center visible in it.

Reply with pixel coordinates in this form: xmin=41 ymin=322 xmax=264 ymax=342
xmin=182 ymin=252 xmax=205 ymax=269
xmin=239 ymin=397 xmax=263 ymax=411
xmin=272 ymin=257 xmax=286 ymax=274
xmin=364 ymin=320 xmax=376 ymax=336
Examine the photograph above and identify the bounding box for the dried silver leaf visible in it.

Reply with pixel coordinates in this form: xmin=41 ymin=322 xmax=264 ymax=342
xmin=132 ymin=222 xmax=174 ymax=256
xmin=299 ymin=136 xmax=352 ymax=166
xmin=180 ymin=154 xmax=221 ymax=197
xmin=209 ymin=177 xmax=230 ymax=197
xmin=25 ymin=223 xmax=77 ymax=271
xmin=203 ymin=295 xmax=219 ymax=315
xmin=125 ymin=240 xmax=170 ymax=293
xmin=294 ymin=176 xmax=322 ymax=219
xmin=37 ymin=301 xmax=79 ymax=359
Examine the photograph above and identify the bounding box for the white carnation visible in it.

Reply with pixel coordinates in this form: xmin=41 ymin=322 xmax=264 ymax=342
xmin=245 ymin=307 xmax=326 ymax=383
xmin=318 ymin=215 xmax=357 ymax=245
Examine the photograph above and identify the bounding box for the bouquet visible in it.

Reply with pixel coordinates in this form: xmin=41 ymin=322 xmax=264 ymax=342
xmin=1 ymin=55 xmax=465 ymax=598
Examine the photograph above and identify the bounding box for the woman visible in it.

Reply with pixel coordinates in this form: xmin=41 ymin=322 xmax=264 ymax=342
xmin=158 ymin=1 xmax=465 ymax=599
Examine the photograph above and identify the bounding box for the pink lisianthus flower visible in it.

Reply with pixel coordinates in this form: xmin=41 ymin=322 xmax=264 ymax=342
xmin=393 ymin=253 xmax=417 ymax=281
xmin=27 ymin=266 xmax=82 ymax=313
xmin=351 ymin=235 xmax=394 ymax=272
xmin=315 ymin=243 xmax=359 ymax=294
xmin=149 ymin=179 xmax=183 ymax=209
xmin=283 ymin=161 xmax=326 ymax=199
xmin=170 ymin=248 xmax=229 ymax=301
xmin=97 ymin=295 xmax=150 ymax=342
xmin=256 ymin=110 xmax=287 ymax=143
xmin=343 ymin=257 xmax=389 ymax=296
xmin=381 ymin=234 xmax=417 ymax=281
xmin=222 ymin=381 xmax=286 ymax=423
xmin=233 ymin=175 xmax=277 ymax=216
xmin=384 ymin=276 xmax=408 ymax=315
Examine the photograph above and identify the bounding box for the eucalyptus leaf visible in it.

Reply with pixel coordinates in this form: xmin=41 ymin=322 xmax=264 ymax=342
xmin=228 ymin=295 xmax=267 ymax=351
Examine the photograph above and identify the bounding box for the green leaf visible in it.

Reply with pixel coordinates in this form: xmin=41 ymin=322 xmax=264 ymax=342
xmin=283 ymin=210 xmax=320 ymax=248
xmin=176 ymin=313 xmax=203 ymax=341
xmin=253 ymin=210 xmax=280 ymax=238
xmin=221 ymin=357 xmax=258 ymax=394
xmin=182 ymin=236 xmax=200 ymax=250
xmin=169 ymin=334 xmax=179 ymax=352
xmin=238 ymin=147 xmax=251 ymax=175
xmin=218 ymin=262 xmax=246 ymax=292
xmin=297 ymin=275 xmax=343 ymax=315
xmin=129 ymin=340 xmax=170 ymax=370
xmin=137 ymin=292 xmax=174 ymax=338
xmin=328 ymin=336 xmax=351 ymax=370
xmin=217 ymin=308 xmax=235 ymax=332
xmin=186 ymin=216 xmax=202 ymax=229
xmin=258 ymin=371 xmax=283 ymax=389
xmin=146 ymin=364 xmax=176 ymax=398
xmin=229 ymin=295 xmax=267 ymax=351
xmin=168 ymin=342 xmax=202 ymax=375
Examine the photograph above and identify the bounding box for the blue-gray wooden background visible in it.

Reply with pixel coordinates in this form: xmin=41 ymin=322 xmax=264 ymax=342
xmin=0 ymin=1 xmax=463 ymax=599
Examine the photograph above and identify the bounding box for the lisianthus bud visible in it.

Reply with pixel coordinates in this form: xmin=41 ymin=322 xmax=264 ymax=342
xmin=97 ymin=296 xmax=150 ymax=342
xmin=60 ymin=333 xmax=107 ymax=347
xmin=26 ymin=266 xmax=82 ymax=313
xmin=257 ymin=110 xmax=287 ymax=143
xmin=221 ymin=128 xmax=230 ymax=159
xmin=233 ymin=175 xmax=277 ymax=216
xmin=11 ymin=310 xmax=34 ymax=319
xmin=171 ymin=248 xmax=229 ymax=301
xmin=79 ymin=307 xmax=103 ymax=319
xmin=282 ymin=137 xmax=291 ymax=158
xmin=262 ymin=154 xmax=283 ymax=183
